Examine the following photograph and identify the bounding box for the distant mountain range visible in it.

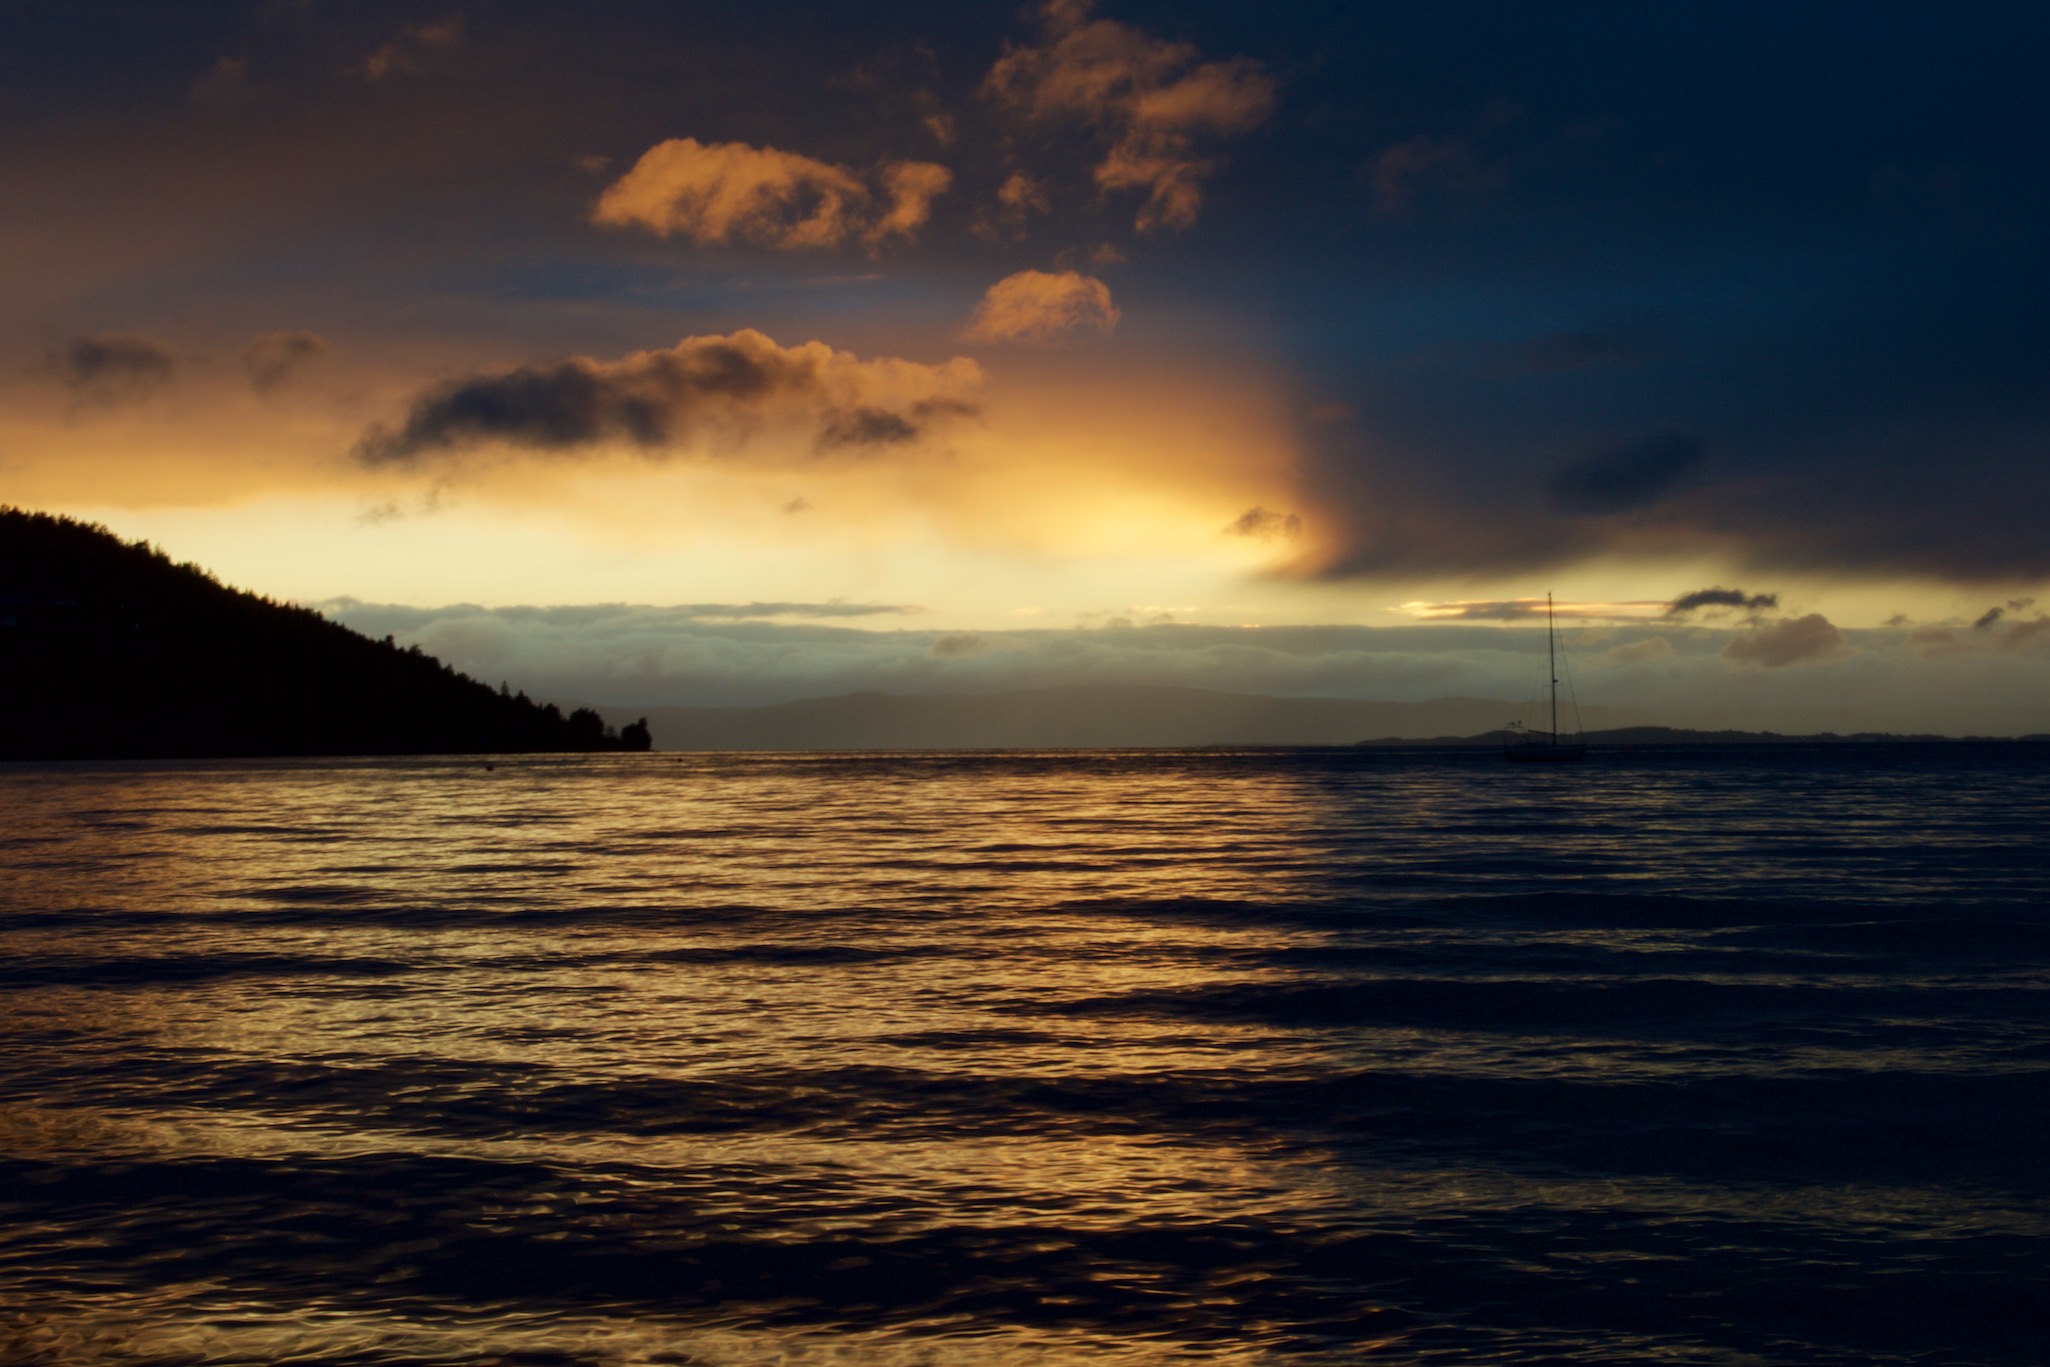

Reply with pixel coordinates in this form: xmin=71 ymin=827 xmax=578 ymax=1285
xmin=1362 ymin=725 xmax=2050 ymax=746
xmin=1 ymin=508 xmax=649 ymax=759
xmin=595 ymin=690 xmax=2050 ymax=751
xmin=604 ymin=686 xmax=1652 ymax=750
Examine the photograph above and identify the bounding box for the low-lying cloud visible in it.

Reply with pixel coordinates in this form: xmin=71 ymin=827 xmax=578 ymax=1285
xmin=1667 ymin=586 xmax=1779 ymax=617
xmin=1722 ymin=614 xmax=1852 ymax=669
xmin=1397 ymin=598 xmax=1665 ymax=622
xmin=982 ymin=0 xmax=1275 ymax=232
xmin=306 ymin=607 xmax=2050 ymax=735
xmin=353 ymin=329 xmax=981 ymax=466
xmin=593 ymin=138 xmax=951 ymax=250
xmin=1590 ymin=636 xmax=1678 ymax=668
xmin=964 ymin=269 xmax=1119 ymax=345
xmin=1912 ymin=599 xmax=2050 ymax=657
xmin=1974 ymin=597 xmax=2033 ymax=630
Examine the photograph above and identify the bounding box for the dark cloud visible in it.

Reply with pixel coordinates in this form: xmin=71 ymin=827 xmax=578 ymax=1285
xmin=1912 ymin=603 xmax=2050 ymax=658
xmin=1544 ymin=432 xmax=1705 ymax=516
xmin=1723 ymin=614 xmax=1851 ymax=669
xmin=1496 ymin=328 xmax=1647 ymax=376
xmin=981 ymin=0 xmax=1275 ymax=232
xmin=186 ymin=56 xmax=263 ymax=110
xmin=817 ymin=407 xmax=919 ymax=448
xmin=1667 ymin=587 xmax=1779 ymax=617
xmin=241 ymin=330 xmax=328 ymax=392
xmin=52 ymin=332 xmax=177 ymax=400
xmin=1369 ymin=135 xmax=1484 ymax=217
xmin=354 ymin=331 xmax=979 ymax=466
xmin=820 ymin=397 xmax=980 ymax=448
xmin=1223 ymin=506 xmax=1301 ymax=539
xmin=1975 ymin=597 xmax=2035 ymax=629
xmin=363 ymin=14 xmax=464 ymax=82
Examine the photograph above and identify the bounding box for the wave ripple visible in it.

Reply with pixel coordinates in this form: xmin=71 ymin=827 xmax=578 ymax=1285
xmin=2 ymin=746 xmax=2047 ymax=1364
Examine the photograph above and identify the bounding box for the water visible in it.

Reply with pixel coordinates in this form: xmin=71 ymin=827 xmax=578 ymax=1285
xmin=3 ymin=746 xmax=2047 ymax=1365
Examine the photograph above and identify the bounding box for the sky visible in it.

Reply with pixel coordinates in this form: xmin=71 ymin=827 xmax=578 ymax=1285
xmin=4 ymin=1 xmax=2048 ymax=731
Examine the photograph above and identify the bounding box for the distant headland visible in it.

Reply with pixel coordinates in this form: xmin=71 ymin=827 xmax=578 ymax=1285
xmin=0 ymin=508 xmax=649 ymax=760
xmin=592 ymin=690 xmax=2048 ymax=751
xmin=1355 ymin=726 xmax=2050 ymax=747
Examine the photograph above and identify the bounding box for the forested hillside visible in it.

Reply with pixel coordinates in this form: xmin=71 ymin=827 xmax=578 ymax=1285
xmin=0 ymin=508 xmax=649 ymax=759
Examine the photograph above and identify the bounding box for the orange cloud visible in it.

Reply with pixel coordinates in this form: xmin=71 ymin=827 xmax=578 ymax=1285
xmin=354 ymin=329 xmax=983 ymax=465
xmin=592 ymin=138 xmax=950 ymax=250
xmin=964 ymin=269 xmax=1119 ymax=345
xmin=869 ymin=159 xmax=955 ymax=246
xmin=974 ymin=170 xmax=1053 ymax=240
xmin=998 ymin=170 xmax=1050 ymax=215
xmin=1395 ymin=598 xmax=1668 ymax=622
xmin=983 ymin=0 xmax=1274 ymax=232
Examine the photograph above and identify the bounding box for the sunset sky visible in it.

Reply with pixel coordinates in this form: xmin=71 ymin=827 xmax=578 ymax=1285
xmin=6 ymin=2 xmax=2048 ymax=731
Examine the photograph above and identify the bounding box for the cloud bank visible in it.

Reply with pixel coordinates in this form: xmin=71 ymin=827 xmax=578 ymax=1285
xmin=314 ymin=605 xmax=2050 ymax=735
xmin=1722 ymin=614 xmax=1852 ymax=669
xmin=354 ymin=330 xmax=981 ymax=465
xmin=593 ymin=138 xmax=951 ymax=249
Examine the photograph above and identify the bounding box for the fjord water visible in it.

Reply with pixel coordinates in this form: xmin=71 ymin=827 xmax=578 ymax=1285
xmin=3 ymin=748 xmax=2046 ymax=1365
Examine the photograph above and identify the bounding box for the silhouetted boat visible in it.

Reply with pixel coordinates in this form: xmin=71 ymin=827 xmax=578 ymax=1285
xmin=1504 ymin=592 xmax=1587 ymax=763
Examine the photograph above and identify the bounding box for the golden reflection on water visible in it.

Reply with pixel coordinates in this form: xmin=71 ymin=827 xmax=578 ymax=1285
xmin=3 ymin=751 xmax=2048 ymax=1364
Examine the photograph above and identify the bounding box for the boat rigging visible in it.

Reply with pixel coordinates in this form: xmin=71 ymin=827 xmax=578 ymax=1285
xmin=1503 ymin=592 xmax=1588 ymax=763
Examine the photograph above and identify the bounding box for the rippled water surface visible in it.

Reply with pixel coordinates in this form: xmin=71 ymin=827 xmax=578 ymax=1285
xmin=4 ymin=746 xmax=2048 ymax=1365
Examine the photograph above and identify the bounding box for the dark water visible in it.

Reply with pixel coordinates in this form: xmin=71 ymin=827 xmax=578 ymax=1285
xmin=3 ymin=746 xmax=2047 ymax=1365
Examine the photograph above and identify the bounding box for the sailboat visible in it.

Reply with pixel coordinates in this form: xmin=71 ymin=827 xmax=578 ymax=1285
xmin=1503 ymin=592 xmax=1588 ymax=762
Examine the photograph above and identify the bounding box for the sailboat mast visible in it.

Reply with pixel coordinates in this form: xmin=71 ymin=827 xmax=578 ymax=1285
xmin=1547 ymin=592 xmax=1558 ymax=742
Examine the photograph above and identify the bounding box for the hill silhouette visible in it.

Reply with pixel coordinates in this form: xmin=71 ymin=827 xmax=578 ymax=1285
xmin=0 ymin=508 xmax=649 ymax=759
xmin=609 ymin=687 xmax=1652 ymax=750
